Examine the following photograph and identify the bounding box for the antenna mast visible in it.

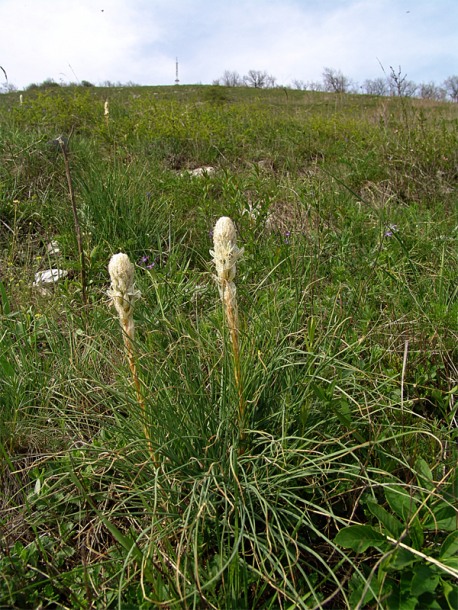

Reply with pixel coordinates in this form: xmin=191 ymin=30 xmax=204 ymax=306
xmin=175 ymin=57 xmax=180 ymax=85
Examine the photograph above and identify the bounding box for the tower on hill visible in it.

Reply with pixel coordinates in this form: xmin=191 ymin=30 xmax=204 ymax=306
xmin=175 ymin=58 xmax=180 ymax=85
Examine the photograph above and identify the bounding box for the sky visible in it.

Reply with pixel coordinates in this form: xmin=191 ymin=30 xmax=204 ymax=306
xmin=0 ymin=0 xmax=457 ymax=90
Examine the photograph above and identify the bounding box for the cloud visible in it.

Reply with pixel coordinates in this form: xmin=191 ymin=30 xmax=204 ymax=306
xmin=0 ymin=0 xmax=456 ymax=89
xmin=174 ymin=0 xmax=458 ymax=86
xmin=0 ymin=0 xmax=167 ymax=86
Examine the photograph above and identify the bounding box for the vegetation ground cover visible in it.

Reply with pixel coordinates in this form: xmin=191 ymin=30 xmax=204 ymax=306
xmin=0 ymin=84 xmax=457 ymax=609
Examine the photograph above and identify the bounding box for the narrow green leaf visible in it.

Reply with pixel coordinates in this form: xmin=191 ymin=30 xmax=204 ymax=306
xmin=0 ymin=279 xmax=10 ymax=315
xmin=97 ymin=513 xmax=143 ymax=563
xmin=410 ymin=564 xmax=440 ymax=597
xmin=335 ymin=525 xmax=388 ymax=553
xmin=390 ymin=546 xmax=417 ymax=569
xmin=385 ymin=487 xmax=417 ymax=521
xmin=441 ymin=557 xmax=458 ymax=571
xmin=415 ymin=458 xmax=434 ymax=491
xmin=386 ymin=589 xmax=417 ymax=610
xmin=425 ymin=504 xmax=457 ymax=532
xmin=365 ymin=498 xmax=404 ymax=538
xmin=408 ymin=519 xmax=424 ymax=551
xmin=440 ymin=531 xmax=458 ymax=559
xmin=0 ymin=356 xmax=15 ymax=378
xmin=349 ymin=572 xmax=378 ymax=608
xmin=330 ymin=400 xmax=366 ymax=444
xmin=442 ymin=471 xmax=458 ymax=505
xmin=443 ymin=580 xmax=458 ymax=610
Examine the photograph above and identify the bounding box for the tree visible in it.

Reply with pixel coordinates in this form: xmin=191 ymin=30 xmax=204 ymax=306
xmin=0 ymin=65 xmax=16 ymax=93
xmin=305 ymin=81 xmax=324 ymax=92
xmin=387 ymin=66 xmax=417 ymax=97
xmin=0 ymin=81 xmax=17 ymax=93
xmin=322 ymin=67 xmax=351 ymax=93
xmin=443 ymin=75 xmax=458 ymax=102
xmin=363 ymin=77 xmax=388 ymax=96
xmin=243 ymin=70 xmax=276 ymax=89
xmin=292 ymin=79 xmax=323 ymax=92
xmin=25 ymin=78 xmax=60 ymax=91
xmin=214 ymin=70 xmax=243 ymax=87
xmin=418 ymin=82 xmax=446 ymax=101
xmin=292 ymin=79 xmax=306 ymax=90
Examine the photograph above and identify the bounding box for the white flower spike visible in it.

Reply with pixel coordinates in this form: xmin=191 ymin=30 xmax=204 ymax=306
xmin=108 ymin=252 xmax=141 ymax=338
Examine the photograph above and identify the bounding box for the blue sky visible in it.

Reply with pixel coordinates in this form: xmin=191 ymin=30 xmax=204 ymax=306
xmin=1 ymin=0 xmax=457 ymax=89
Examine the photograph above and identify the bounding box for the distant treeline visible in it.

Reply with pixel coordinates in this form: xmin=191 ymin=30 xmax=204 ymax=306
xmin=214 ymin=66 xmax=458 ymax=102
xmin=2 ymin=66 xmax=458 ymax=102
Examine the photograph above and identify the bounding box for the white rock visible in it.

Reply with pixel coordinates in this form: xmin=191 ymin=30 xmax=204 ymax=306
xmin=182 ymin=166 xmax=215 ymax=177
xmin=33 ymin=268 xmax=68 ymax=286
xmin=46 ymin=241 xmax=61 ymax=256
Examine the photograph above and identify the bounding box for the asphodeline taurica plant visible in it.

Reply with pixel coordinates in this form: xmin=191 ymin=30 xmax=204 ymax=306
xmin=210 ymin=217 xmax=246 ymax=443
xmin=108 ymin=252 xmax=140 ymax=347
xmin=108 ymin=253 xmax=156 ymax=463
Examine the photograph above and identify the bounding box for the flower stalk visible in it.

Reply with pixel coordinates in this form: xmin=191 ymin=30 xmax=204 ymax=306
xmin=108 ymin=253 xmax=156 ymax=464
xmin=210 ymin=217 xmax=246 ymax=443
xmin=104 ymin=99 xmax=109 ymax=126
xmin=58 ymin=136 xmax=88 ymax=305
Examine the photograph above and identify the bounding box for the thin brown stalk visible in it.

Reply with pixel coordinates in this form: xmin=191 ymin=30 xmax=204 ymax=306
xmin=58 ymin=136 xmax=88 ymax=305
xmin=122 ymin=323 xmax=157 ymax=466
xmin=222 ymin=280 xmax=245 ymax=441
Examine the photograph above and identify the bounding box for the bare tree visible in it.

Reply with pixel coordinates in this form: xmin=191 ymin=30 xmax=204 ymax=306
xmin=0 ymin=65 xmax=16 ymax=93
xmin=243 ymin=70 xmax=276 ymax=89
xmin=418 ymin=82 xmax=446 ymax=101
xmin=387 ymin=66 xmax=417 ymax=97
xmin=292 ymin=79 xmax=306 ymax=90
xmin=265 ymin=74 xmax=277 ymax=88
xmin=100 ymin=80 xmax=123 ymax=88
xmin=443 ymin=75 xmax=458 ymax=102
xmin=0 ymin=81 xmax=17 ymax=93
xmin=305 ymin=80 xmax=324 ymax=92
xmin=214 ymin=70 xmax=243 ymax=87
xmin=322 ymin=67 xmax=351 ymax=93
xmin=363 ymin=77 xmax=388 ymax=96
xmin=293 ymin=79 xmax=323 ymax=92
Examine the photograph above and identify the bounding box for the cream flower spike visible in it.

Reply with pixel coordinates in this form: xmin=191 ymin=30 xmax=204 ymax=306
xmin=210 ymin=216 xmax=244 ymax=289
xmin=210 ymin=217 xmax=246 ymax=444
xmin=108 ymin=253 xmax=141 ymax=336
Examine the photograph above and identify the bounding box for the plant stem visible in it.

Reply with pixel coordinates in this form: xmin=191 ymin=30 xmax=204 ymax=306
xmin=58 ymin=137 xmax=88 ymax=305
xmin=222 ymin=281 xmax=246 ymax=446
xmin=121 ymin=321 xmax=157 ymax=466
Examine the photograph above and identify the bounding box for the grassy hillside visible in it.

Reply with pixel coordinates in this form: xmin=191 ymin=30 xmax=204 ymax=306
xmin=0 ymin=84 xmax=457 ymax=609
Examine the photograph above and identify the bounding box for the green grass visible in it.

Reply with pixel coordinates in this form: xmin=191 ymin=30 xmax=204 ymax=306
xmin=0 ymin=85 xmax=457 ymax=609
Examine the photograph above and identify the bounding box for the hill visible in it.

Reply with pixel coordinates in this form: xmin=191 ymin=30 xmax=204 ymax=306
xmin=1 ymin=85 xmax=457 ymax=608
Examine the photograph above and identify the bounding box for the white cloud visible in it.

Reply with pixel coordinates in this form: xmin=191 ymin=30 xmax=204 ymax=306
xmin=176 ymin=0 xmax=458 ymax=86
xmin=0 ymin=0 xmax=456 ymax=89
xmin=0 ymin=0 xmax=166 ymax=86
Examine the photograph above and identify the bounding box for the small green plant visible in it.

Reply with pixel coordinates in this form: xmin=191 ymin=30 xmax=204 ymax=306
xmin=335 ymin=458 xmax=458 ymax=609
